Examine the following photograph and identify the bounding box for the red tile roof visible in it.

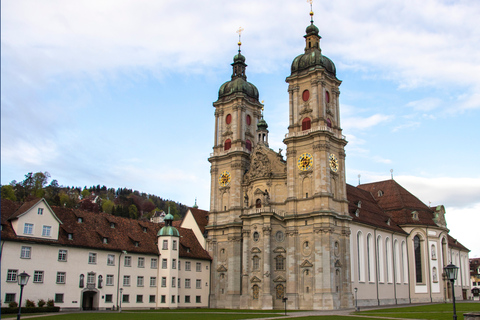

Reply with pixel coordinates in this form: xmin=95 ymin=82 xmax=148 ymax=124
xmin=1 ymin=199 xmax=211 ymax=261
xmin=188 ymin=207 xmax=210 ymax=234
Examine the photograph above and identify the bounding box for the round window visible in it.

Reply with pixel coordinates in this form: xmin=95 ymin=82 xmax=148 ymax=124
xmin=302 ymin=90 xmax=310 ymax=101
xmin=275 ymin=231 xmax=285 ymax=242
xmin=253 ymin=231 xmax=260 ymax=242
xmin=226 ymin=114 xmax=232 ymax=124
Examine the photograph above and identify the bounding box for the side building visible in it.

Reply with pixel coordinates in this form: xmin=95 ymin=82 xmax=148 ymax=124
xmin=0 ymin=198 xmax=211 ymax=310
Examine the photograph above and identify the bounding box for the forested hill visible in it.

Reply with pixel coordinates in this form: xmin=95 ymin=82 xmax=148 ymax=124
xmin=1 ymin=171 xmax=189 ymax=221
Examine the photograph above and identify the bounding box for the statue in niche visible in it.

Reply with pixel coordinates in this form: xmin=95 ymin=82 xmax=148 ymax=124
xmin=264 ymin=189 xmax=270 ymax=205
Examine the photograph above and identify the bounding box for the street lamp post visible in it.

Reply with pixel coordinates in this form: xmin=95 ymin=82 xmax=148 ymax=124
xmin=119 ymin=288 xmax=123 ymax=312
xmin=444 ymin=263 xmax=459 ymax=320
xmin=282 ymin=297 xmax=288 ymax=316
xmin=17 ymin=271 xmax=30 ymax=320
xmin=354 ymin=287 xmax=359 ymax=311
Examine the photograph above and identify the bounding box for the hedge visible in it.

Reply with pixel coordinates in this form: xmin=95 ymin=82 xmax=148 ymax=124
xmin=1 ymin=306 xmax=60 ymax=314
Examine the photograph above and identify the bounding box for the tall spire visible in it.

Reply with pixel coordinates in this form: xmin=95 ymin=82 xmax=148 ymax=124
xmin=232 ymin=27 xmax=247 ymax=80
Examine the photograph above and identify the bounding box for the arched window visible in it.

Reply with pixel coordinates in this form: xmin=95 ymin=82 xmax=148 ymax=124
xmin=276 ymin=284 xmax=285 ymax=299
xmin=302 ymin=90 xmax=310 ymax=101
xmin=414 ymin=235 xmax=422 ymax=283
xmin=226 ymin=114 xmax=232 ymax=124
xmin=326 ymin=118 xmax=332 ymax=128
xmin=402 ymin=241 xmax=408 ymax=283
xmin=79 ymin=274 xmax=84 ymax=288
xmin=252 ymin=285 xmax=259 ymax=300
xmin=246 ymin=139 xmax=252 ymax=151
xmin=431 ymin=244 xmax=437 ymax=260
xmin=275 ymin=255 xmax=285 ymax=270
xmin=394 ymin=240 xmax=401 ymax=283
xmin=386 ymin=237 xmax=393 ymax=283
xmin=302 ymin=117 xmax=311 ymax=131
xmin=255 ymin=199 xmax=261 ymax=208
xmin=367 ymin=234 xmax=374 ymax=282
xmin=246 ymin=114 xmax=251 ymax=125
xmin=377 ymin=236 xmax=384 ymax=283
xmin=325 ymin=91 xmax=330 ymax=103
xmin=252 ymin=255 xmax=260 ymax=271
xmin=357 ymin=231 xmax=365 ymax=282
xmin=224 ymin=139 xmax=231 ymax=151
xmin=98 ymin=275 xmax=103 ymax=288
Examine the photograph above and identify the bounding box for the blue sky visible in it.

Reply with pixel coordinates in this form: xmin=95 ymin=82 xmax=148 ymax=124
xmin=2 ymin=0 xmax=480 ymax=258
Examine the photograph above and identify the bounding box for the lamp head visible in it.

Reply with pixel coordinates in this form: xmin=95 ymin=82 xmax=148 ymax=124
xmin=17 ymin=271 xmax=30 ymax=286
xmin=444 ymin=263 xmax=459 ymax=281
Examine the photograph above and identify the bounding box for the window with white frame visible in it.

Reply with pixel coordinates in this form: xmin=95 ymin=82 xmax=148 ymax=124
xmin=87 ymin=273 xmax=95 ymax=284
xmin=185 ymin=261 xmax=191 ymax=271
xmin=150 ymin=277 xmax=156 ymax=287
xmin=196 ymin=296 xmax=201 ymax=303
xmin=106 ymin=274 xmax=114 ymax=286
xmin=178 ymin=260 xmax=181 ymax=270
xmin=20 ymin=246 xmax=31 ymax=259
xmin=151 ymin=258 xmax=158 ymax=269
xmin=58 ymin=249 xmax=67 ymax=261
xmin=161 ymin=277 xmax=166 ymax=287
xmin=185 ymin=278 xmax=191 ymax=288
xmin=56 ymin=272 xmax=66 ymax=284
xmin=172 ymin=259 xmax=177 ymax=269
xmin=88 ymin=252 xmax=97 ymax=264
xmin=149 ymin=295 xmax=155 ymax=303
xmin=163 ymin=240 xmax=168 ymax=250
xmin=173 ymin=240 xmax=177 ymax=250
xmin=172 ymin=277 xmax=176 ymax=288
xmin=162 ymin=259 xmax=167 ymax=269
xmin=122 ymin=294 xmax=129 ymax=303
xmin=105 ymin=294 xmax=113 ymax=302
xmin=6 ymin=270 xmax=18 ymax=282
xmin=137 ymin=276 xmax=144 ymax=287
xmin=138 ymin=257 xmax=145 ymax=268
xmin=136 ymin=295 xmax=143 ymax=303
xmin=123 ymin=275 xmax=131 ymax=286
xmin=196 ymin=279 xmax=201 ymax=289
xmin=196 ymin=262 xmax=201 ymax=272
xmin=42 ymin=225 xmax=52 ymax=237
xmin=38 ymin=208 xmax=43 ymax=215
xmin=185 ymin=295 xmax=190 ymax=303
xmin=23 ymin=223 xmax=33 ymax=235
xmin=178 ymin=278 xmax=181 ymax=288
xmin=107 ymin=254 xmax=115 ymax=266
xmin=33 ymin=271 xmax=44 ymax=283
xmin=124 ymin=256 xmax=131 ymax=267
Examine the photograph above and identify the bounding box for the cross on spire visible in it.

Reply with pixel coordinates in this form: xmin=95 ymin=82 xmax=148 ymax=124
xmin=236 ymin=26 xmax=244 ymax=52
xmin=307 ymin=0 xmax=314 ymax=23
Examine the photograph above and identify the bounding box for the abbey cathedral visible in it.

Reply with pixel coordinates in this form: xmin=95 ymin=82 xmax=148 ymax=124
xmin=206 ymin=10 xmax=471 ymax=310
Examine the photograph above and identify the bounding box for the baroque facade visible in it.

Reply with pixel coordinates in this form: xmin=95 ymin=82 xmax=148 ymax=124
xmin=206 ymin=11 xmax=471 ymax=310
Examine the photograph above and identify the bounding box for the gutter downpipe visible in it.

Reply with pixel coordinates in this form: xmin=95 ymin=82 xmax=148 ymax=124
xmin=426 ymin=227 xmax=433 ymax=303
xmin=406 ymin=234 xmax=412 ymax=304
xmin=116 ymin=250 xmax=125 ymax=310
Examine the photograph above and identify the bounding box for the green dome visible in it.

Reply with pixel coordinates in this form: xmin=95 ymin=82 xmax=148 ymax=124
xmin=257 ymin=118 xmax=268 ymax=130
xmin=157 ymin=210 xmax=179 ymax=237
xmin=234 ymin=52 xmax=246 ymax=63
xmin=305 ymin=23 xmax=319 ymax=37
xmin=157 ymin=226 xmax=179 ymax=237
xmin=291 ymin=50 xmax=336 ymax=76
xmin=218 ymin=77 xmax=259 ymax=100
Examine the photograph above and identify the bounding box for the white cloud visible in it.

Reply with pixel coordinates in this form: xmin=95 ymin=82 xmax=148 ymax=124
xmin=407 ymin=97 xmax=442 ymax=112
xmin=343 ymin=114 xmax=393 ymax=130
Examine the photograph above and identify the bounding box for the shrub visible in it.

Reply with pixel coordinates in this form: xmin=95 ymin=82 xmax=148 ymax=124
xmin=26 ymin=299 xmax=35 ymax=307
xmin=8 ymin=301 xmax=18 ymax=308
xmin=47 ymin=299 xmax=55 ymax=307
xmin=37 ymin=299 xmax=46 ymax=307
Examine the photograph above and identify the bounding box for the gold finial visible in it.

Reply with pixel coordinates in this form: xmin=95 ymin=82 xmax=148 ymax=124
xmin=236 ymin=27 xmax=244 ymax=49
xmin=307 ymin=0 xmax=314 ymax=22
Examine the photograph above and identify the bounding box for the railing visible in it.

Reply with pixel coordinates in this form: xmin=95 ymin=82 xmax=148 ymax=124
xmin=243 ymin=207 xmax=286 ymax=217
xmin=284 ymin=126 xmax=346 ymax=140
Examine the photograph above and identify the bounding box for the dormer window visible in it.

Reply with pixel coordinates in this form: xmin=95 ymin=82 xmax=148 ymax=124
xmin=357 ymin=201 xmax=362 ymax=208
xmin=68 ymin=233 xmax=73 ymax=240
xmin=110 ymin=222 xmax=115 ymax=228
xmin=412 ymin=211 xmax=419 ymax=221
xmin=38 ymin=208 xmax=43 ymax=215
xmin=377 ymin=190 xmax=384 ymax=197
xmin=143 ymin=227 xmax=147 ymax=233
xmin=103 ymin=237 xmax=108 ymax=244
xmin=134 ymin=241 xmax=139 ymax=247
xmin=77 ymin=217 xmax=83 ymax=223
xmin=386 ymin=218 xmax=391 ymax=226
xmin=355 ymin=209 xmax=360 ymax=217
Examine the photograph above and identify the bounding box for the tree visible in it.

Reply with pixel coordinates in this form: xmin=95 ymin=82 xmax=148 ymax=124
xmin=1 ymin=185 xmax=17 ymax=201
xmin=102 ymin=199 xmax=114 ymax=214
xmin=81 ymin=188 xmax=90 ymax=199
xmin=128 ymin=204 xmax=138 ymax=219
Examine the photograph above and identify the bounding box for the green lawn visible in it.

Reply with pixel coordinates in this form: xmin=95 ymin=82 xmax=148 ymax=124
xmin=4 ymin=302 xmax=479 ymax=320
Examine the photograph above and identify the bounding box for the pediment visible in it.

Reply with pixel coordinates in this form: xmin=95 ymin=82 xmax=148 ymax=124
xmin=273 ymin=247 xmax=286 ymax=253
xmin=250 ymin=276 xmax=262 ymax=283
xmin=254 ymin=188 xmax=265 ymax=195
xmin=243 ymin=144 xmax=286 ymax=183
xmin=273 ymin=275 xmax=286 ymax=282
xmin=300 ymin=260 xmax=313 ymax=268
xmin=217 ymin=265 xmax=227 ymax=272
xmin=251 ymin=247 xmax=262 ymax=253
xmin=335 ymin=259 xmax=342 ymax=267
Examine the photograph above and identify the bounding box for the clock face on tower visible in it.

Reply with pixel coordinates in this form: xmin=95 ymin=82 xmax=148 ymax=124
xmin=219 ymin=171 xmax=231 ymax=186
xmin=329 ymin=154 xmax=339 ymax=172
xmin=297 ymin=153 xmax=313 ymax=171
